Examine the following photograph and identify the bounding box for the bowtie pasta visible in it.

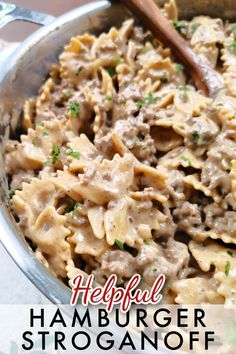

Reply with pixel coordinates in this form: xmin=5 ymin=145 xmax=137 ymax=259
xmin=5 ymin=1 xmax=236 ymax=304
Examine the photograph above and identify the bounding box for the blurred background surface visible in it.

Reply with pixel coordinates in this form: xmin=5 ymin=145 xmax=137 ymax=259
xmin=1 ymin=0 xmax=96 ymax=41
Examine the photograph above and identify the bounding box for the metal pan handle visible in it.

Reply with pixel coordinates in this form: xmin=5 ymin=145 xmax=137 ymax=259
xmin=0 ymin=1 xmax=56 ymax=29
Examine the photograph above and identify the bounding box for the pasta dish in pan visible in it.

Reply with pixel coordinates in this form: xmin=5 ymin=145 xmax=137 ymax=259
xmin=5 ymin=1 xmax=236 ymax=304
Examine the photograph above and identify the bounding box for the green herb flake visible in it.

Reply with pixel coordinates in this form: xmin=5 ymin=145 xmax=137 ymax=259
xmin=143 ymin=240 xmax=150 ymax=246
xmin=136 ymin=101 xmax=144 ymax=110
xmin=65 ymin=202 xmax=82 ymax=217
xmin=229 ymin=116 xmax=236 ymax=120
xmin=228 ymin=41 xmax=236 ymax=53
xmin=64 ymin=201 xmax=77 ymax=214
xmin=192 ymin=130 xmax=201 ymax=144
xmin=217 ymin=103 xmax=224 ymax=107
xmin=181 ymin=155 xmax=191 ymax=166
xmin=32 ymin=140 xmax=36 ymax=146
xmin=69 ymin=102 xmax=80 ymax=118
xmin=179 ymin=85 xmax=189 ymax=93
xmin=8 ymin=189 xmax=16 ymax=198
xmin=114 ymin=239 xmax=124 ymax=250
xmin=173 ymin=20 xmax=187 ymax=36
xmin=142 ymin=146 xmax=148 ymax=151
xmin=42 ymin=131 xmax=49 ymax=137
xmin=107 ymin=67 xmax=117 ymax=77
xmin=160 ymin=73 xmax=169 ymax=84
xmin=51 ymin=145 xmax=60 ymax=165
xmin=152 ymin=268 xmax=157 ymax=272
xmin=76 ymin=68 xmax=82 ymax=76
xmin=144 ymin=93 xmax=159 ymax=104
xmin=175 ymin=64 xmax=184 ymax=73
xmin=225 ymin=260 xmax=231 ymax=276
xmin=105 ymin=95 xmax=113 ymax=101
xmin=66 ymin=148 xmax=81 ymax=160
xmin=227 ymin=250 xmax=233 ymax=257
xmin=72 ymin=203 xmax=82 ymax=218
xmin=190 ymin=23 xmax=199 ymax=34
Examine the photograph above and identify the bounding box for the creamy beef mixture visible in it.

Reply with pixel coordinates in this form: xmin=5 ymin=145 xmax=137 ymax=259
xmin=5 ymin=1 xmax=236 ymax=304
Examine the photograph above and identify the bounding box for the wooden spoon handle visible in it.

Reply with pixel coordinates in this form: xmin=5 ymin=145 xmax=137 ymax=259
xmin=121 ymin=0 xmax=223 ymax=97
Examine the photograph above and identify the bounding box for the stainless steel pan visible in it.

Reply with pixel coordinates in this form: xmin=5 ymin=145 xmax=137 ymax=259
xmin=0 ymin=0 xmax=236 ymax=306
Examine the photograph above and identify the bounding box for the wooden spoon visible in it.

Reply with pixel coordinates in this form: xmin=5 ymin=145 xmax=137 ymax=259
xmin=120 ymin=0 xmax=224 ymax=98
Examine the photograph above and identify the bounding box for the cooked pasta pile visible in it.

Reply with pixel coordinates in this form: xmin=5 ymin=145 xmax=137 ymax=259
xmin=5 ymin=1 xmax=236 ymax=304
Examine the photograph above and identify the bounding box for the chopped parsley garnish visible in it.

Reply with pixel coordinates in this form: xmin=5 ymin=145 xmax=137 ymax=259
xmin=64 ymin=201 xmax=77 ymax=214
xmin=181 ymin=155 xmax=191 ymax=165
xmin=173 ymin=20 xmax=187 ymax=36
xmin=51 ymin=146 xmax=60 ymax=165
xmin=227 ymin=250 xmax=233 ymax=257
xmin=107 ymin=67 xmax=117 ymax=77
xmin=114 ymin=240 xmax=124 ymax=250
xmin=143 ymin=240 xmax=150 ymax=246
xmin=190 ymin=23 xmax=200 ymax=34
xmin=135 ymin=94 xmax=160 ymax=108
xmin=152 ymin=268 xmax=157 ymax=272
xmin=32 ymin=140 xmax=36 ymax=146
xmin=225 ymin=260 xmax=231 ymax=276
xmin=45 ymin=146 xmax=60 ymax=166
xmin=229 ymin=116 xmax=236 ymax=120
xmin=142 ymin=146 xmax=148 ymax=151
xmin=175 ymin=64 xmax=184 ymax=73
xmin=66 ymin=148 xmax=81 ymax=160
xmin=105 ymin=95 xmax=113 ymax=101
xmin=8 ymin=189 xmax=16 ymax=198
xmin=69 ymin=102 xmax=80 ymax=118
xmin=42 ymin=131 xmax=49 ymax=137
xmin=192 ymin=130 xmax=201 ymax=144
xmin=160 ymin=73 xmax=169 ymax=84
xmin=228 ymin=41 xmax=236 ymax=53
xmin=217 ymin=103 xmax=224 ymax=107
xmin=72 ymin=203 xmax=82 ymax=217
xmin=65 ymin=202 xmax=82 ymax=217
xmin=144 ymin=93 xmax=159 ymax=104
xmin=76 ymin=68 xmax=82 ymax=76
xmin=179 ymin=85 xmax=189 ymax=93
xmin=136 ymin=101 xmax=144 ymax=110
